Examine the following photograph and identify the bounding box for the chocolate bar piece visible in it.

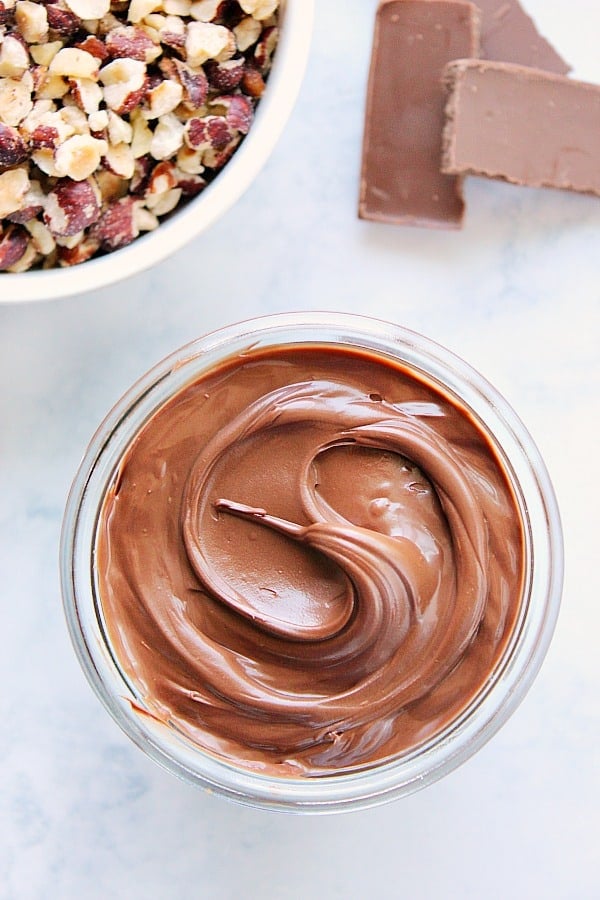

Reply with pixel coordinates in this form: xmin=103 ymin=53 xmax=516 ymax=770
xmin=477 ymin=0 xmax=570 ymax=73
xmin=442 ymin=60 xmax=600 ymax=196
xmin=359 ymin=0 xmax=480 ymax=229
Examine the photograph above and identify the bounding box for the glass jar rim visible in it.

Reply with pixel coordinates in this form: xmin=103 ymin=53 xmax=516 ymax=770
xmin=60 ymin=312 xmax=563 ymax=813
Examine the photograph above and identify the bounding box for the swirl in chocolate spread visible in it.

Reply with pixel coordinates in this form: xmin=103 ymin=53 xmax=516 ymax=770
xmin=97 ymin=346 xmax=524 ymax=774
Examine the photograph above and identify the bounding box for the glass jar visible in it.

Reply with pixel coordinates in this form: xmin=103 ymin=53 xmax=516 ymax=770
xmin=61 ymin=313 xmax=563 ymax=813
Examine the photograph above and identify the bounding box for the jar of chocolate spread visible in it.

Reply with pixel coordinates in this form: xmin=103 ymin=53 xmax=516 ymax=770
xmin=61 ymin=313 xmax=563 ymax=812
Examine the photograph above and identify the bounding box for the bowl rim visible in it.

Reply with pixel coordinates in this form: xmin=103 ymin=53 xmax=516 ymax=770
xmin=60 ymin=311 xmax=564 ymax=814
xmin=0 ymin=0 xmax=315 ymax=304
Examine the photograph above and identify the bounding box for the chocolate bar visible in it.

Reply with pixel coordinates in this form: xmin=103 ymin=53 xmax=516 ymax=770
xmin=359 ymin=0 xmax=480 ymax=228
xmin=442 ymin=60 xmax=600 ymax=196
xmin=477 ymin=0 xmax=570 ymax=73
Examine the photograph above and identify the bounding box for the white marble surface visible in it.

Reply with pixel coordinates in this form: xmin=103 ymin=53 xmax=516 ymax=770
xmin=1 ymin=1 xmax=599 ymax=897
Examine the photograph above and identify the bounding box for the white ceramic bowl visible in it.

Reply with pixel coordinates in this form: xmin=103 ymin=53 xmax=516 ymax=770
xmin=1 ymin=0 xmax=314 ymax=303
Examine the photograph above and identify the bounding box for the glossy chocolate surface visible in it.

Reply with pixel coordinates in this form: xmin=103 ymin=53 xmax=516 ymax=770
xmin=97 ymin=345 xmax=525 ymax=775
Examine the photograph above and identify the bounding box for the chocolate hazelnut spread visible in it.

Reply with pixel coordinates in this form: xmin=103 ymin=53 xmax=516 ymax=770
xmin=96 ymin=344 xmax=525 ymax=775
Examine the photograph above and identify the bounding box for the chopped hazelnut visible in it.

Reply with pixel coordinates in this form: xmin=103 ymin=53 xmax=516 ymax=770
xmin=233 ymin=15 xmax=261 ymax=52
xmin=59 ymin=104 xmax=91 ymax=135
xmin=69 ymin=77 xmax=103 ymax=113
xmin=133 ymin=203 xmax=158 ymax=232
xmin=164 ymin=0 xmax=192 ymax=16
xmin=95 ymin=166 xmax=129 ymax=202
xmin=130 ymin=108 xmax=153 ymax=158
xmin=105 ymin=25 xmax=161 ymax=64
xmin=99 ymin=56 xmax=146 ymax=112
xmin=189 ymin=1 xmax=222 ymax=23
xmin=146 ymin=159 xmax=178 ymax=194
xmin=35 ymin=72 xmax=70 ymax=101
xmin=238 ymin=0 xmax=279 ymax=21
xmin=150 ymin=111 xmax=185 ymax=160
xmin=205 ymin=57 xmax=245 ymax=92
xmin=0 ymin=71 xmax=34 ymax=126
xmin=29 ymin=41 xmax=64 ymax=67
xmin=1 ymin=0 xmax=279 ymax=269
xmin=64 ymin=0 xmax=111 ymax=20
xmin=145 ymin=78 xmax=183 ymax=119
xmin=0 ymin=223 xmax=29 ymax=270
xmin=49 ymin=47 xmax=100 ymax=80
xmin=0 ymin=166 xmax=30 ymax=218
xmin=74 ymin=35 xmax=109 ymax=61
xmin=252 ymin=24 xmax=278 ymax=72
xmin=46 ymin=6 xmax=81 ymax=41
xmin=185 ymin=21 xmax=233 ymax=67
xmin=25 ymin=217 xmax=55 ymax=255
xmin=92 ymin=194 xmax=139 ymax=249
xmin=57 ymin=233 xmax=100 ymax=265
xmin=15 ymin=1 xmax=49 ymax=45
xmin=43 ymin=176 xmax=101 ymax=235
xmin=169 ymin=58 xmax=207 ymax=110
xmin=107 ymin=109 xmax=133 ymax=144
xmin=144 ymin=185 xmax=181 ymax=215
xmin=176 ymin=143 xmax=204 ymax=174
xmin=0 ymin=121 xmax=28 ymax=166
xmin=127 ymin=0 xmax=162 ymax=25
xmin=54 ymin=133 xmax=107 ymax=180
xmin=32 ymin=147 xmax=61 ymax=176
xmin=241 ymin=64 xmax=265 ymax=98
xmin=104 ymin=140 xmax=136 ymax=178
xmin=88 ymin=107 xmax=108 ymax=132
xmin=0 ymin=34 xmax=30 ymax=78
xmin=5 ymin=234 xmax=38 ymax=271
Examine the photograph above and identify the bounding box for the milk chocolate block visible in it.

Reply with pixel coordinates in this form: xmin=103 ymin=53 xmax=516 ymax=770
xmin=477 ymin=0 xmax=570 ymax=73
xmin=442 ymin=60 xmax=600 ymax=196
xmin=359 ymin=0 xmax=480 ymax=229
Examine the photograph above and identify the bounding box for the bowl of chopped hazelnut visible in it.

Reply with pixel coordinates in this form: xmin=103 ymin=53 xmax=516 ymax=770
xmin=0 ymin=0 xmax=313 ymax=301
